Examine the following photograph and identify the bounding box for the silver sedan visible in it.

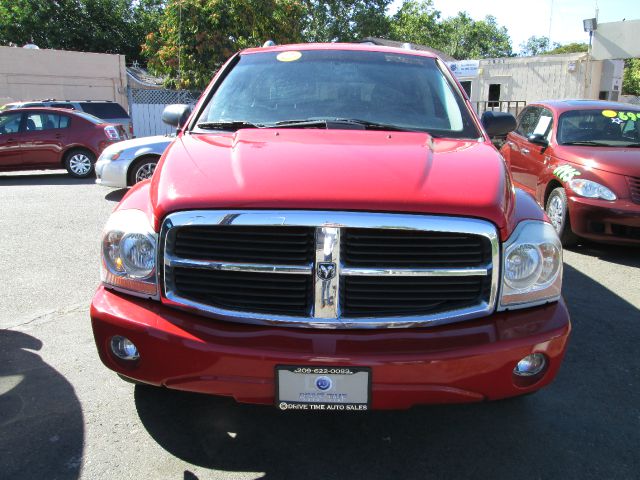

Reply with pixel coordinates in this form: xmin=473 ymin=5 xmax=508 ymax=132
xmin=95 ymin=134 xmax=173 ymax=187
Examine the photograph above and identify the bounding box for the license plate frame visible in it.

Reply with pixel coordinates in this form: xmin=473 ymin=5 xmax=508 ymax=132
xmin=275 ymin=365 xmax=371 ymax=411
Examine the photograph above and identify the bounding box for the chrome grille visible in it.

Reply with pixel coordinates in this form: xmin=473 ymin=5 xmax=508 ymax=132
xmin=161 ymin=211 xmax=499 ymax=329
xmin=628 ymin=176 xmax=640 ymax=204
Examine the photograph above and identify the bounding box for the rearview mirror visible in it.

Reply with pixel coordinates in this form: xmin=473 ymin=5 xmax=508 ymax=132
xmin=162 ymin=104 xmax=193 ymax=128
xmin=481 ymin=111 xmax=517 ymax=137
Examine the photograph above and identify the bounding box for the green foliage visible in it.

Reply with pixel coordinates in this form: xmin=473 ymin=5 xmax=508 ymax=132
xmin=389 ymin=2 xmax=511 ymax=59
xmin=545 ymin=42 xmax=588 ymax=55
xmin=0 ymin=0 xmax=164 ymax=62
xmin=302 ymin=0 xmax=392 ymax=42
xmin=1 ymin=0 xmax=521 ymax=88
xmin=389 ymin=0 xmax=443 ymax=48
xmin=519 ymin=35 xmax=561 ymax=57
xmin=440 ymin=13 xmax=512 ymax=59
xmin=622 ymin=59 xmax=640 ymax=96
xmin=144 ymin=0 xmax=306 ymax=89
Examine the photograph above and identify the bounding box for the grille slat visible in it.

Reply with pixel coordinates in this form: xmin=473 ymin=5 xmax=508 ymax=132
xmin=342 ymin=228 xmax=490 ymax=269
xmin=628 ymin=176 xmax=640 ymax=204
xmin=173 ymin=267 xmax=312 ymax=315
xmin=341 ymin=275 xmax=487 ymax=317
xmin=173 ymin=226 xmax=314 ymax=265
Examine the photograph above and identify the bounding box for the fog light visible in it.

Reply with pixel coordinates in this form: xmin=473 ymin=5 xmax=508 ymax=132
xmin=514 ymin=353 xmax=546 ymax=377
xmin=110 ymin=336 xmax=139 ymax=361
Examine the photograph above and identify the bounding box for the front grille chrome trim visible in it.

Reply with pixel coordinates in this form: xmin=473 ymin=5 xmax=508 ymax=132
xmin=160 ymin=210 xmax=500 ymax=329
xmin=165 ymin=255 xmax=313 ymax=275
xmin=341 ymin=266 xmax=489 ymax=277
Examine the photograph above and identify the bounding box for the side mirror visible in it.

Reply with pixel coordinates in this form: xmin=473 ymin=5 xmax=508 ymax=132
xmin=481 ymin=111 xmax=517 ymax=137
xmin=527 ymin=133 xmax=549 ymax=147
xmin=162 ymin=104 xmax=193 ymax=128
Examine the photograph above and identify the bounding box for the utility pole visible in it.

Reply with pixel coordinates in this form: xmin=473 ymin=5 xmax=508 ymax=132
xmin=548 ymin=0 xmax=554 ymax=46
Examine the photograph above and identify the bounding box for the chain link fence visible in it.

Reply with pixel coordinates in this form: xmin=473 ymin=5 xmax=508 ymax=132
xmin=128 ymin=88 xmax=201 ymax=137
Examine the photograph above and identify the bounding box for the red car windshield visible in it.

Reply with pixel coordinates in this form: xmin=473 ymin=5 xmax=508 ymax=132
xmin=558 ymin=109 xmax=640 ymax=147
xmin=196 ymin=49 xmax=480 ymax=139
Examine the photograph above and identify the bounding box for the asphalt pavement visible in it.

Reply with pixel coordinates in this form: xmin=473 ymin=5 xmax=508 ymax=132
xmin=1 ymin=170 xmax=639 ymax=480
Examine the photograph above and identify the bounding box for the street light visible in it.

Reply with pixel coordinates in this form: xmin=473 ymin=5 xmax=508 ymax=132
xmin=582 ymin=17 xmax=598 ymax=97
xmin=583 ymin=18 xmax=597 ymax=33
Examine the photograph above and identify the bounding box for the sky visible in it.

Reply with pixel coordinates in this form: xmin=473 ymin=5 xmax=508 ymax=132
xmin=389 ymin=0 xmax=640 ymax=52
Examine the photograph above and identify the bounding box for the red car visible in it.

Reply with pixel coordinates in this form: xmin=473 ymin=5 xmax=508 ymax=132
xmin=0 ymin=107 xmax=126 ymax=178
xmin=501 ymin=100 xmax=640 ymax=245
xmin=91 ymin=43 xmax=570 ymax=410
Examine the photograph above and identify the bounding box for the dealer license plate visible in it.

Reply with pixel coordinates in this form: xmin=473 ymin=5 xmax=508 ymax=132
xmin=276 ymin=366 xmax=371 ymax=411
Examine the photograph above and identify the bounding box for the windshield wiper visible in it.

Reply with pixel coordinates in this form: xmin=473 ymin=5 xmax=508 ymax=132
xmin=196 ymin=121 xmax=263 ymax=131
xmin=265 ymin=118 xmax=426 ymax=133
xmin=336 ymin=118 xmax=429 ymax=133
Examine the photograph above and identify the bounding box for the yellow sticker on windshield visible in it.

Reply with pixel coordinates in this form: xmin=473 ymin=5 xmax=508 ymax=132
xmin=601 ymin=109 xmax=639 ymax=122
xmin=277 ymin=51 xmax=302 ymax=62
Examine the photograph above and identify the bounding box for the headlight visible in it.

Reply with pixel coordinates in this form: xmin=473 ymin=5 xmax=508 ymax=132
xmin=101 ymin=209 xmax=158 ymax=298
xmin=568 ymin=179 xmax=616 ymax=201
xmin=100 ymin=149 xmax=122 ymax=161
xmin=499 ymin=221 xmax=562 ymax=309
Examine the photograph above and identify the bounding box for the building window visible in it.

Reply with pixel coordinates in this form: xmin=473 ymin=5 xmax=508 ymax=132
xmin=599 ymin=91 xmax=607 ymax=100
xmin=460 ymin=81 xmax=472 ymax=98
xmin=488 ymin=84 xmax=501 ymax=107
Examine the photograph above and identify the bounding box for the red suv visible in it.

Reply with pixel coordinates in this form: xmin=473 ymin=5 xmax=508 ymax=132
xmin=91 ymin=44 xmax=570 ymax=410
xmin=0 ymin=107 xmax=126 ymax=178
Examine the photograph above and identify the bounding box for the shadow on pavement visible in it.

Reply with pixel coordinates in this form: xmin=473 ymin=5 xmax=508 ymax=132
xmin=566 ymin=241 xmax=640 ymax=268
xmin=0 ymin=171 xmax=95 ymax=186
xmin=0 ymin=330 xmax=84 ymax=479
xmin=134 ymin=263 xmax=639 ymax=479
xmin=104 ymin=188 xmax=128 ymax=203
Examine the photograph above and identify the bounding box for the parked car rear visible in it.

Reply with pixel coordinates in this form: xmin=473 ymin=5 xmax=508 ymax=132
xmin=1 ymin=100 xmax=133 ymax=138
xmin=0 ymin=107 xmax=126 ymax=177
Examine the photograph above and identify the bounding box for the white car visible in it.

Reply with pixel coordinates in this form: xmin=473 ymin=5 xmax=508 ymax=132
xmin=95 ymin=134 xmax=173 ymax=187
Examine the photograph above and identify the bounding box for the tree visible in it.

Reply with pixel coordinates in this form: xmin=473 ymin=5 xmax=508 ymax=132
xmin=622 ymin=59 xmax=640 ymax=96
xmin=302 ymin=0 xmax=392 ymax=42
xmin=388 ymin=2 xmax=512 ymax=59
xmin=440 ymin=13 xmax=512 ymax=59
xmin=143 ymin=0 xmax=307 ymax=89
xmin=519 ymin=35 xmax=560 ymax=57
xmin=389 ymin=0 xmax=444 ymax=50
xmin=545 ymin=42 xmax=588 ymax=55
xmin=0 ymin=0 xmax=165 ymax=63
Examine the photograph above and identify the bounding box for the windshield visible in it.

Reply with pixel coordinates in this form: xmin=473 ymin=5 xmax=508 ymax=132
xmin=558 ymin=108 xmax=640 ymax=147
xmin=196 ymin=49 xmax=480 ymax=138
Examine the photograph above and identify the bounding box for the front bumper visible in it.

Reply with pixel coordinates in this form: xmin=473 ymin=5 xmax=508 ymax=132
xmin=568 ymin=196 xmax=640 ymax=245
xmin=91 ymin=286 xmax=571 ymax=409
xmin=95 ymin=157 xmax=131 ymax=188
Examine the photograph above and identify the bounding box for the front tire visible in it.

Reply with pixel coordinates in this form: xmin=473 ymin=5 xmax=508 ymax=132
xmin=64 ymin=149 xmax=95 ymax=178
xmin=546 ymin=187 xmax=578 ymax=247
xmin=128 ymin=156 xmax=159 ymax=186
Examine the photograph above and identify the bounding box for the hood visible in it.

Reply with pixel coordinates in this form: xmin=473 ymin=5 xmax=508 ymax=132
xmin=555 ymin=145 xmax=640 ymax=177
xmin=117 ymin=134 xmax=174 ymax=150
xmin=151 ymin=129 xmax=512 ymax=235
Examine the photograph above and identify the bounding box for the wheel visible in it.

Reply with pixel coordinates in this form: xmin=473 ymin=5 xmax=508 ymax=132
xmin=64 ymin=149 xmax=95 ymax=178
xmin=546 ymin=187 xmax=578 ymax=247
xmin=128 ymin=156 xmax=159 ymax=185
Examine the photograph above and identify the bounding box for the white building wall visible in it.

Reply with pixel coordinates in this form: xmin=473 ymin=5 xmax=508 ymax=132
xmin=457 ymin=53 xmax=605 ymax=106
